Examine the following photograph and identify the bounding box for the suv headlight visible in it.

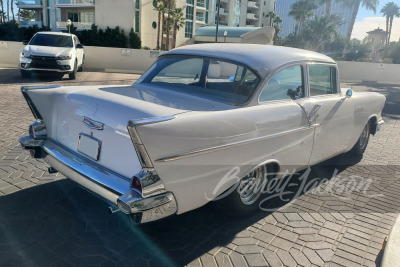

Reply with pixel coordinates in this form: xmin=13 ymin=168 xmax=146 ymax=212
xmin=22 ymin=52 xmax=32 ymax=58
xmin=58 ymin=55 xmax=72 ymax=60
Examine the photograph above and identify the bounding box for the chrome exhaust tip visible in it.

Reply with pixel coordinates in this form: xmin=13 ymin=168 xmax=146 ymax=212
xmin=48 ymin=167 xmax=58 ymax=174
xmin=108 ymin=206 xmax=120 ymax=215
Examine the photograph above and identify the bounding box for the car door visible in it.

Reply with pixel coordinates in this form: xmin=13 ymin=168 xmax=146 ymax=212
xmin=301 ymin=63 xmax=354 ymax=165
xmin=74 ymin=36 xmax=83 ymax=66
xmin=258 ymin=63 xmax=314 ymax=170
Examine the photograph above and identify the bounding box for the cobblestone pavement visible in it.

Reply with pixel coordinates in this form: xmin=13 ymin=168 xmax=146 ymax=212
xmin=0 ymin=68 xmax=399 ymax=267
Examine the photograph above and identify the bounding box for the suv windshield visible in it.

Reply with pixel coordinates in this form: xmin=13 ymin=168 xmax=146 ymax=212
xmin=29 ymin=34 xmax=73 ymax=48
xmin=137 ymin=55 xmax=261 ymax=105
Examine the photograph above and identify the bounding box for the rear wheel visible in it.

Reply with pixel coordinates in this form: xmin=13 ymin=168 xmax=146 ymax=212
xmin=21 ymin=70 xmax=30 ymax=78
xmin=69 ymin=60 xmax=77 ymax=80
xmin=351 ymin=122 xmax=370 ymax=156
xmin=218 ymin=164 xmax=276 ymax=216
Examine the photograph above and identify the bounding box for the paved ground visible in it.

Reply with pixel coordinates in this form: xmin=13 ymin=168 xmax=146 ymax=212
xmin=0 ymin=68 xmax=399 ymax=267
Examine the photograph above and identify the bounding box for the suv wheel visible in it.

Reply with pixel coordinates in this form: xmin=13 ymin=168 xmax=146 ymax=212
xmin=69 ymin=60 xmax=77 ymax=80
xmin=78 ymin=56 xmax=84 ymax=72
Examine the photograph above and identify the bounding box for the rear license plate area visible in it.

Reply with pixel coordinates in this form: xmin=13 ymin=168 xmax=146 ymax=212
xmin=78 ymin=133 xmax=101 ymax=161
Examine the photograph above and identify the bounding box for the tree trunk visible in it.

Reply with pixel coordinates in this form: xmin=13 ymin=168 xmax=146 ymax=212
xmin=295 ymin=23 xmax=298 ymax=35
xmin=161 ymin=12 xmax=165 ymax=50
xmin=172 ymin=23 xmax=177 ymax=49
xmin=18 ymin=7 xmax=20 ymax=23
xmin=325 ymin=0 xmax=331 ymax=15
xmin=11 ymin=0 xmax=14 ymax=21
xmin=165 ymin=2 xmax=171 ymax=51
xmin=388 ymin=16 xmax=393 ymax=44
xmin=0 ymin=0 xmax=3 ymax=23
xmin=7 ymin=0 xmax=9 ymax=21
xmin=156 ymin=11 xmax=161 ymax=50
xmin=385 ymin=17 xmax=389 ymax=44
xmin=342 ymin=0 xmax=360 ymax=58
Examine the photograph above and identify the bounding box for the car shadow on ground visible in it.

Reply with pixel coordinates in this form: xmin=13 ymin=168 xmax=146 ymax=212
xmin=0 ymin=154 xmax=361 ymax=266
xmin=0 ymin=69 xmax=70 ymax=84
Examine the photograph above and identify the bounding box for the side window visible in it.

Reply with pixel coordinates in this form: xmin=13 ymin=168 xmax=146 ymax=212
xmin=259 ymin=65 xmax=304 ymax=102
xmin=309 ymin=65 xmax=337 ymax=96
xmin=151 ymin=58 xmax=203 ymax=85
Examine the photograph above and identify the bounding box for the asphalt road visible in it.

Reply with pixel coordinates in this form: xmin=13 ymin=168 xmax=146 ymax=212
xmin=0 ymin=68 xmax=399 ymax=267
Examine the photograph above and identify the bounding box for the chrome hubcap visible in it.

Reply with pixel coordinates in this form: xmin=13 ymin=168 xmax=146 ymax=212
xmin=239 ymin=166 xmax=267 ymax=205
xmin=359 ymin=124 xmax=369 ymax=150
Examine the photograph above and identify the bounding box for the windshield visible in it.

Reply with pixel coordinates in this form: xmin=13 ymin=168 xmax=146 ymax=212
xmin=137 ymin=55 xmax=261 ymax=105
xmin=29 ymin=34 xmax=73 ymax=48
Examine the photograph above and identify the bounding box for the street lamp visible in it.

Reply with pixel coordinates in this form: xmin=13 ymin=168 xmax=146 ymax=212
xmin=67 ymin=19 xmax=72 ymax=33
xmin=224 ymin=31 xmax=227 ymax=43
xmin=215 ymin=0 xmax=221 ymax=43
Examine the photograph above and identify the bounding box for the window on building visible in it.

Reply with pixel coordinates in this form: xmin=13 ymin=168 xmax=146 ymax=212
xmin=186 ymin=6 xmax=194 ymax=20
xmin=205 ymin=11 xmax=208 ymax=23
xmin=135 ymin=0 xmax=139 ymax=9
xmin=259 ymin=65 xmax=304 ymax=102
xmin=68 ymin=12 xmax=79 ymax=22
xmin=186 ymin=0 xmax=194 ymax=4
xmin=196 ymin=11 xmax=204 ymax=22
xmin=185 ymin=21 xmax=193 ymax=38
xmin=309 ymin=65 xmax=337 ymax=96
xmin=197 ymin=0 xmax=205 ymax=8
xmin=135 ymin=11 xmax=140 ymax=32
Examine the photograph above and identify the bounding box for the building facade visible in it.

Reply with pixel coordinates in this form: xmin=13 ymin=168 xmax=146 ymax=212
xmin=212 ymin=0 xmax=275 ymax=27
xmin=17 ymin=0 xmax=212 ymax=49
xmin=275 ymin=0 xmax=353 ymax=37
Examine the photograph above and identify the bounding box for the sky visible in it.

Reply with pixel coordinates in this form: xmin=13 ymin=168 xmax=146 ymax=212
xmin=352 ymin=0 xmax=400 ymax=41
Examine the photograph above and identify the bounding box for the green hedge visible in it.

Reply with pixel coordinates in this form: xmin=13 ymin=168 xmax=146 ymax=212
xmin=0 ymin=21 xmax=141 ymax=49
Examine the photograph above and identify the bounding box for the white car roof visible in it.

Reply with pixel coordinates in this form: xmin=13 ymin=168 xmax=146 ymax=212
xmin=34 ymin=31 xmax=75 ymax=37
xmin=164 ymin=44 xmax=336 ymax=77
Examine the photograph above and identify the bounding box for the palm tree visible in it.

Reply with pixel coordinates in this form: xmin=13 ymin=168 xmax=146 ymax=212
xmin=154 ymin=0 xmax=166 ymax=50
xmin=10 ymin=0 xmax=14 ymax=21
xmin=289 ymin=0 xmax=317 ymax=34
xmin=0 ymin=0 xmax=4 ymax=23
xmin=164 ymin=0 xmax=175 ymax=51
xmin=266 ymin=11 xmax=276 ymax=26
xmin=6 ymin=0 xmax=9 ymax=21
xmin=304 ymin=14 xmax=342 ymax=51
xmin=381 ymin=2 xmax=400 ymax=44
xmin=338 ymin=0 xmax=379 ymax=58
xmin=171 ymin=7 xmax=185 ymax=49
xmin=318 ymin=0 xmax=333 ymax=15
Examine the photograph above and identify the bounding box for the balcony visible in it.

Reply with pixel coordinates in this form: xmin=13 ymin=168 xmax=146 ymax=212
xmin=17 ymin=0 xmax=43 ymax=8
xmin=219 ymin=8 xmax=228 ymax=15
xmin=247 ymin=1 xmax=260 ymax=9
xmin=56 ymin=21 xmax=93 ymax=29
xmin=20 ymin=20 xmax=43 ymax=27
xmin=56 ymin=0 xmax=95 ymax=7
xmin=196 ymin=16 xmax=205 ymax=24
xmin=246 ymin=13 xmax=259 ymax=20
xmin=196 ymin=1 xmax=206 ymax=10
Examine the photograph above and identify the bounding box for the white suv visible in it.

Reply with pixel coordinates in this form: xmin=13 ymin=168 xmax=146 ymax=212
xmin=20 ymin=32 xmax=84 ymax=80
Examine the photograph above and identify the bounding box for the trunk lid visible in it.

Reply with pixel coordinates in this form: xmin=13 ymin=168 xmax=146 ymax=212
xmin=27 ymin=83 xmax=232 ymax=178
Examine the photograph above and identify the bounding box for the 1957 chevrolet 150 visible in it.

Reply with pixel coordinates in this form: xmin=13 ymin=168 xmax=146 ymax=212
xmin=19 ymin=44 xmax=385 ymax=223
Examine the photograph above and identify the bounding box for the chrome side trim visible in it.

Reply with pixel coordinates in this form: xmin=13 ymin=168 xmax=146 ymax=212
xmin=127 ymin=115 xmax=176 ymax=171
xmin=156 ymin=126 xmax=311 ymax=163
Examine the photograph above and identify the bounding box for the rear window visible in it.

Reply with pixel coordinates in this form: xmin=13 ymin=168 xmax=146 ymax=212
xmin=137 ymin=56 xmax=261 ymax=105
xmin=29 ymin=34 xmax=73 ymax=48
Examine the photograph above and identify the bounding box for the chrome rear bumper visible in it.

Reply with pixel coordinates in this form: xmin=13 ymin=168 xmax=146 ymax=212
xmin=19 ymin=136 xmax=177 ymax=224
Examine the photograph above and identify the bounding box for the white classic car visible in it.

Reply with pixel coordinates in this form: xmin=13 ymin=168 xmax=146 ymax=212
xmin=19 ymin=44 xmax=385 ymax=223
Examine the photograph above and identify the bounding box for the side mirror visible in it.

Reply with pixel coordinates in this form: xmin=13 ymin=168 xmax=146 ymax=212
xmin=346 ymin=89 xmax=353 ymax=98
xmin=22 ymin=40 xmax=28 ymax=45
xmin=76 ymin=44 xmax=84 ymax=49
